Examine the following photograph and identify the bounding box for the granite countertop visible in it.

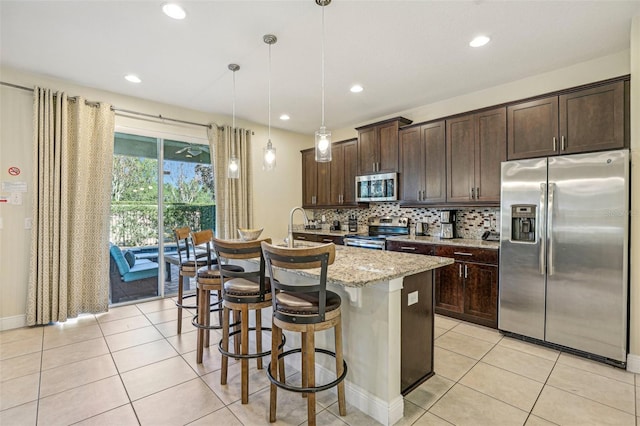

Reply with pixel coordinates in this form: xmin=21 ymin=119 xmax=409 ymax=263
xmin=263 ymin=242 xmax=454 ymax=288
xmin=386 ymin=235 xmax=500 ymax=250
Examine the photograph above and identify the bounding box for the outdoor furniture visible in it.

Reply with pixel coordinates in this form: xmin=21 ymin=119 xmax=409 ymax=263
xmin=109 ymin=243 xmax=159 ymax=303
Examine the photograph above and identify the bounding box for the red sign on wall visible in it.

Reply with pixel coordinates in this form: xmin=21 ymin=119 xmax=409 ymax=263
xmin=8 ymin=167 xmax=20 ymax=176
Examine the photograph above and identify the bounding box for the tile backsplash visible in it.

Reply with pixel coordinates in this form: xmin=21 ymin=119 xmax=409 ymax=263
xmin=312 ymin=203 xmax=500 ymax=240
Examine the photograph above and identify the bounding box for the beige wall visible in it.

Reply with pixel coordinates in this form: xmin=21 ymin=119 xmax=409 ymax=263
xmin=0 ymin=66 xmax=311 ymax=329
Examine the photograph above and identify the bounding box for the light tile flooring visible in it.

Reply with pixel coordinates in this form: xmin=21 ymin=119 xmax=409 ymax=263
xmin=1 ymin=298 xmax=639 ymax=426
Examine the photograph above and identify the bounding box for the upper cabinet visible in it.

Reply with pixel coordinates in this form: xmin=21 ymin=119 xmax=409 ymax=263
xmin=399 ymin=121 xmax=446 ymax=204
xmin=356 ymin=117 xmax=412 ymax=175
xmin=446 ymin=107 xmax=506 ymax=204
xmin=301 ymin=139 xmax=361 ymax=209
xmin=330 ymin=139 xmax=358 ymax=206
xmin=507 ymin=81 xmax=627 ymax=160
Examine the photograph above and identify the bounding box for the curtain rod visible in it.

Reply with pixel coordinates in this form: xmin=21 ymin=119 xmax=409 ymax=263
xmin=0 ymin=81 xmax=221 ymax=130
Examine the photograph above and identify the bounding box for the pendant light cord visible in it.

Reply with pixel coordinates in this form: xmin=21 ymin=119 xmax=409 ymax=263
xmin=321 ymin=2 xmax=326 ymax=128
xmin=232 ymin=70 xmax=236 ymax=130
xmin=268 ymin=42 xmax=272 ymax=142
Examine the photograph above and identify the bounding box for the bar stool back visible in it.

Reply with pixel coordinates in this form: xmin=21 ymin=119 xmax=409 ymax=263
xmin=190 ymin=229 xmax=244 ymax=363
xmin=260 ymin=242 xmax=347 ymax=426
xmin=212 ymin=237 xmax=281 ymax=404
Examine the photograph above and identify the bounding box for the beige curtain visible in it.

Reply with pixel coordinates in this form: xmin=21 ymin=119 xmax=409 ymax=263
xmin=208 ymin=125 xmax=253 ymax=239
xmin=26 ymin=87 xmax=115 ymax=325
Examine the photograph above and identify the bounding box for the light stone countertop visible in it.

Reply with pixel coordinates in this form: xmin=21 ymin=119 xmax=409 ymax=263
xmin=386 ymin=235 xmax=500 ymax=250
xmin=262 ymin=242 xmax=454 ymax=288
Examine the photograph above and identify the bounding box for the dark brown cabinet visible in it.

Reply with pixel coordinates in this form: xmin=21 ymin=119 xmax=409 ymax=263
xmin=386 ymin=240 xmax=435 ymax=255
xmin=446 ymin=107 xmax=505 ymax=204
xmin=292 ymin=232 xmax=344 ymax=245
xmin=399 ymin=121 xmax=446 ymax=204
xmin=301 ymin=149 xmax=329 ymax=207
xmin=356 ymin=117 xmax=412 ymax=175
xmin=434 ymin=245 xmax=498 ymax=328
xmin=301 ymin=139 xmax=359 ymax=209
xmin=507 ymin=81 xmax=626 ymax=160
xmin=330 ymin=139 xmax=358 ymax=206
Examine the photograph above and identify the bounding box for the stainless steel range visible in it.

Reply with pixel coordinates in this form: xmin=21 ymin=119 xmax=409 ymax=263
xmin=343 ymin=216 xmax=410 ymax=250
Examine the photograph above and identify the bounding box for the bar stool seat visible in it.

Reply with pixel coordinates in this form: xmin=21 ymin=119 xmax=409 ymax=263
xmin=261 ymin=242 xmax=347 ymax=426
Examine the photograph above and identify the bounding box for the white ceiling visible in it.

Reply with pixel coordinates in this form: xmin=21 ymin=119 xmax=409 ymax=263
xmin=1 ymin=1 xmax=639 ymax=135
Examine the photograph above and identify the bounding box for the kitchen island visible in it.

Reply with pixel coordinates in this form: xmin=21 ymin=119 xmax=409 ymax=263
xmin=247 ymin=243 xmax=453 ymax=426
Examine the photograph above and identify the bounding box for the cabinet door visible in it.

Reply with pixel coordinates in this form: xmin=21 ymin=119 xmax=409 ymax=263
xmin=378 ymin=121 xmax=400 ymax=173
xmin=434 ymin=262 xmax=464 ymax=313
xmin=507 ymin=96 xmax=559 ymax=160
xmin=446 ymin=115 xmax=475 ymax=202
xmin=317 ymin=160 xmax=331 ymax=206
xmin=423 ymin=121 xmax=447 ymax=203
xmin=330 ymin=144 xmax=345 ymax=205
xmin=559 ymin=81 xmax=625 ymax=154
xmin=301 ymin=150 xmax=317 ymax=207
xmin=342 ymin=140 xmax=358 ymax=205
xmin=399 ymin=127 xmax=424 ymax=202
xmin=463 ymin=263 xmax=498 ymax=327
xmin=358 ymin=127 xmax=378 ymax=175
xmin=475 ymin=108 xmax=506 ymax=202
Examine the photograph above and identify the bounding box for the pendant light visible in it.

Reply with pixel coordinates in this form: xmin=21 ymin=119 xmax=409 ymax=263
xmin=315 ymin=0 xmax=332 ymax=162
xmin=228 ymin=63 xmax=240 ymax=179
xmin=263 ymin=34 xmax=277 ymax=171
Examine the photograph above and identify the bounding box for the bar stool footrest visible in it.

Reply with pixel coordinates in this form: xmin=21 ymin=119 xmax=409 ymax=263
xmin=218 ymin=327 xmax=286 ymax=359
xmin=175 ymin=293 xmax=197 ymax=310
xmin=267 ymin=347 xmax=348 ymax=393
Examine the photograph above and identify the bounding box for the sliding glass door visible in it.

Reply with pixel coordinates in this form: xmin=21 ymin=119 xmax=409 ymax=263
xmin=109 ymin=132 xmax=213 ymax=304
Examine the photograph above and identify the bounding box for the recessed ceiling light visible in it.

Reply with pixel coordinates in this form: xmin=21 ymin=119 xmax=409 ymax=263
xmin=469 ymin=35 xmax=490 ymax=47
xmin=124 ymin=74 xmax=141 ymax=83
xmin=350 ymin=84 xmax=364 ymax=93
xmin=279 ymin=114 xmax=290 ymax=121
xmin=162 ymin=3 xmax=186 ymax=20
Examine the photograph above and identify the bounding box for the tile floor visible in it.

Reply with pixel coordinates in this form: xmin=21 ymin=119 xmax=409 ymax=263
xmin=1 ymin=297 xmax=638 ymax=426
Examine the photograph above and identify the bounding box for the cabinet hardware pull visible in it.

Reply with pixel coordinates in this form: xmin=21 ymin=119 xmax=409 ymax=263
xmin=464 ymin=264 xmax=468 ymax=279
xmin=453 ymin=251 xmax=473 ymax=256
xmin=422 ymin=190 xmax=426 ymax=201
xmin=553 ymin=137 xmax=557 ymax=151
xmin=459 ymin=264 xmax=463 ymax=277
xmin=470 ymin=188 xmax=474 ymax=200
xmin=476 ymin=187 xmax=480 ymax=198
xmin=417 ymin=190 xmax=421 ymax=201
xmin=561 ymin=136 xmax=566 ymax=151
xmin=298 ymin=236 xmax=307 ymax=240
xmin=400 ymin=246 xmax=416 ymax=250
xmin=322 ymin=239 xmax=333 ymax=242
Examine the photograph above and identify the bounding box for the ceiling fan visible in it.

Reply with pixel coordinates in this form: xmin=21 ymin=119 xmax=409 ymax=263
xmin=175 ymin=144 xmax=209 ymax=157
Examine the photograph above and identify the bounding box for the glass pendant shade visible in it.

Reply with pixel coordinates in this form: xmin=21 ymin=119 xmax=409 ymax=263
xmin=315 ymin=126 xmax=332 ymax=162
xmin=263 ymin=140 xmax=276 ymax=170
xmin=228 ymin=155 xmax=240 ymax=179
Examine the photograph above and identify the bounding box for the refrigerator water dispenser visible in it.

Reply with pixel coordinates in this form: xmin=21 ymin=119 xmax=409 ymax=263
xmin=511 ymin=205 xmax=536 ymax=242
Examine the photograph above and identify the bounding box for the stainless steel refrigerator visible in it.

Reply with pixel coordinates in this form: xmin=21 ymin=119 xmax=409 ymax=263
xmin=499 ymin=149 xmax=629 ymax=366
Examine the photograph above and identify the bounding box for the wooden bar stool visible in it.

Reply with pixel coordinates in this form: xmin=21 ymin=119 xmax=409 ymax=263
xmin=260 ymin=242 xmax=347 ymax=426
xmin=190 ymin=230 xmax=244 ymax=364
xmin=173 ymin=226 xmax=213 ymax=334
xmin=212 ymin=237 xmax=284 ymax=405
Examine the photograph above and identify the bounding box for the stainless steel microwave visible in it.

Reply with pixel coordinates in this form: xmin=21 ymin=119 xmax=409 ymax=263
xmin=355 ymin=172 xmax=397 ymax=202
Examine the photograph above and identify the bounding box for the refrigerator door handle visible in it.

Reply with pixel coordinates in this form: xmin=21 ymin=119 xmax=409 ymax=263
xmin=547 ymin=182 xmax=555 ymax=276
xmin=539 ymin=183 xmax=547 ymax=275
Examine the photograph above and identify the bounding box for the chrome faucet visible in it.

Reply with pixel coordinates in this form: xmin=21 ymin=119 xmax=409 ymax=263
xmin=288 ymin=206 xmax=310 ymax=247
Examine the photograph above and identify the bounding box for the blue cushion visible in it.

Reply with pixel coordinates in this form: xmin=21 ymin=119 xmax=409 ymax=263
xmin=109 ymin=244 xmax=130 ymax=275
xmin=123 ymin=250 xmax=136 ymax=268
xmin=123 ymin=261 xmax=158 ymax=282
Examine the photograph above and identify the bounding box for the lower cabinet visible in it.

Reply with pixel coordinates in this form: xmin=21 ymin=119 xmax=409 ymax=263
xmin=434 ymin=246 xmax=498 ymax=328
xmin=292 ymin=232 xmax=344 ymax=245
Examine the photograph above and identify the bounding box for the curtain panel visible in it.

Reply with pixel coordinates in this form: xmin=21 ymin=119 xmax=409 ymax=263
xmin=26 ymin=87 xmax=115 ymax=325
xmin=208 ymin=125 xmax=253 ymax=239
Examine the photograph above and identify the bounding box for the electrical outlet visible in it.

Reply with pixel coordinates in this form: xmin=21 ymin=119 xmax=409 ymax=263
xmin=24 ymin=218 xmax=32 ymax=229
xmin=408 ymin=291 xmax=418 ymax=306
xmin=10 ymin=192 xmax=22 ymax=205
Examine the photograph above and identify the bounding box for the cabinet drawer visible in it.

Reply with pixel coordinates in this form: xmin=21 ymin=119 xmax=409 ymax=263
xmin=318 ymin=235 xmax=344 ymax=245
xmin=435 ymin=245 xmax=498 ymax=264
xmin=386 ymin=241 xmax=435 ymax=255
xmin=292 ymin=233 xmax=319 ymax=242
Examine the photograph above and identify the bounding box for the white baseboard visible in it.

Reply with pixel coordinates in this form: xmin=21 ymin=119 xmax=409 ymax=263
xmin=1 ymin=314 xmax=27 ymax=331
xmin=315 ymin=361 xmax=403 ymax=426
xmin=626 ymin=353 xmax=640 ymax=373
